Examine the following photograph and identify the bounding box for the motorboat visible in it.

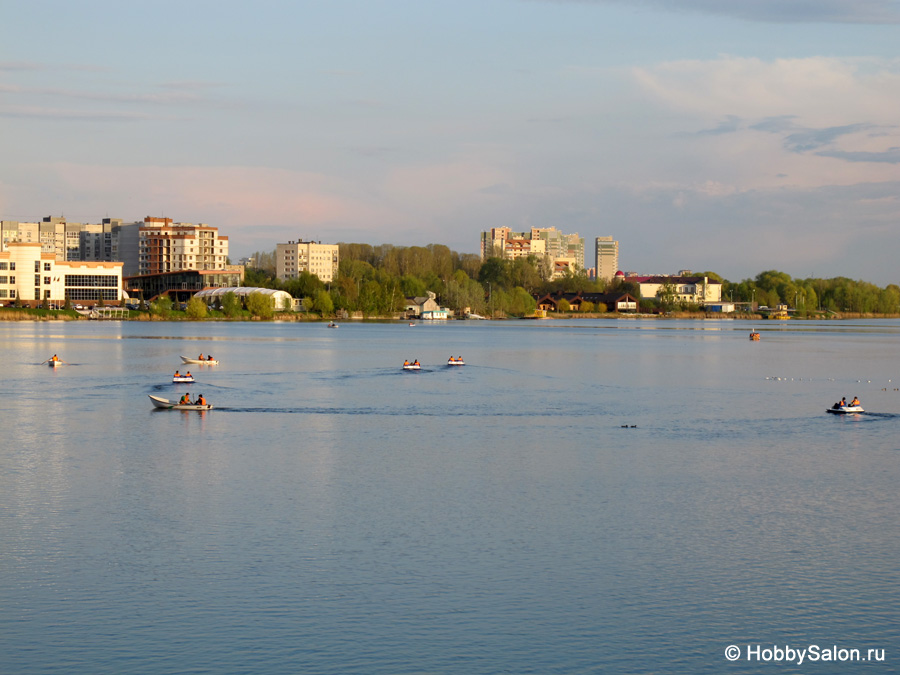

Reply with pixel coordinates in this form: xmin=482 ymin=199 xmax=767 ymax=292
xmin=447 ymin=358 xmax=465 ymax=366
xmin=402 ymin=363 xmax=421 ymax=370
xmin=149 ymin=394 xmax=212 ymax=410
xmin=826 ymin=405 xmax=864 ymax=415
xmin=173 ymin=375 xmax=195 ymax=383
xmin=181 ymin=356 xmax=219 ymax=365
xmin=327 ymin=322 xmax=339 ymax=328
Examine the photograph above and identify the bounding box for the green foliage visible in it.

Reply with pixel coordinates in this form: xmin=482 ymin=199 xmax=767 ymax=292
xmin=580 ymin=301 xmax=594 ymax=313
xmin=312 ymin=289 xmax=334 ymax=315
xmin=150 ymin=294 xmax=173 ymax=318
xmin=221 ymin=291 xmax=242 ymax=318
xmin=557 ymin=298 xmax=571 ymax=313
xmin=246 ymin=291 xmax=274 ymax=319
xmin=185 ymin=297 xmax=208 ymax=319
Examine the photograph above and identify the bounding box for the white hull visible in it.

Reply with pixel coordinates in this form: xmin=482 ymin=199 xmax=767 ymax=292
xmin=402 ymin=365 xmax=421 ymax=370
xmin=181 ymin=356 xmax=218 ymax=365
xmin=826 ymin=406 xmax=864 ymax=414
xmin=149 ymin=394 xmax=212 ymax=410
xmin=447 ymin=360 xmax=465 ymax=366
xmin=173 ymin=377 xmax=195 ymax=383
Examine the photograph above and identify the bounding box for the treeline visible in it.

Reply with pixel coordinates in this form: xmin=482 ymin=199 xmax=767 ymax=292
xmin=720 ymin=270 xmax=900 ymax=315
xmin=244 ymin=246 xmax=899 ymax=316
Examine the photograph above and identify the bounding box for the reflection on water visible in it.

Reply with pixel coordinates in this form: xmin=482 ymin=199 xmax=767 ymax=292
xmin=1 ymin=319 xmax=899 ymax=674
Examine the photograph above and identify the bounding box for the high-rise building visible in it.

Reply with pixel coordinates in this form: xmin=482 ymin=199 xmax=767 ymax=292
xmin=276 ymin=240 xmax=339 ymax=283
xmin=595 ymin=236 xmax=619 ymax=283
xmin=138 ymin=217 xmax=229 ymax=275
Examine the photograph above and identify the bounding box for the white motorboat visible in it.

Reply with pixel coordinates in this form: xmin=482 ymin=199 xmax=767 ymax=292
xmin=402 ymin=363 xmax=421 ymax=370
xmin=447 ymin=358 xmax=465 ymax=366
xmin=173 ymin=376 xmax=195 ymax=383
xmin=149 ymin=394 xmax=212 ymax=410
xmin=181 ymin=356 xmax=218 ymax=365
xmin=826 ymin=405 xmax=864 ymax=415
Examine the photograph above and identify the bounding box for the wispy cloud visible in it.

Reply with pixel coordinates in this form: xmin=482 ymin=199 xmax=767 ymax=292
xmin=538 ymin=0 xmax=900 ymax=24
xmin=0 ymin=106 xmax=155 ymax=122
xmin=817 ymin=148 xmax=900 ymax=163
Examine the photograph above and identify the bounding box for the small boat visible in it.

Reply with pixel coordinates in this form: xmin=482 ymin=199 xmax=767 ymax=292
xmin=48 ymin=360 xmax=63 ymax=368
xmin=447 ymin=358 xmax=465 ymax=366
xmin=173 ymin=376 xmax=195 ymax=383
xmin=409 ymin=323 xmax=415 ymax=326
xmin=826 ymin=405 xmax=864 ymax=415
xmin=149 ymin=394 xmax=212 ymax=410
xmin=327 ymin=322 xmax=339 ymax=328
xmin=402 ymin=363 xmax=421 ymax=370
xmin=181 ymin=356 xmax=218 ymax=365
xmin=749 ymin=332 xmax=761 ymax=341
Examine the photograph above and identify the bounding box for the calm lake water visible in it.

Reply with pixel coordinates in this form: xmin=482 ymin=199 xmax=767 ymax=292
xmin=1 ymin=318 xmax=898 ymax=674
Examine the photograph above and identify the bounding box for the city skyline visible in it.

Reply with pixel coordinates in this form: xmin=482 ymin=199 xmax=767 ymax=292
xmin=3 ymin=1 xmax=900 ymax=285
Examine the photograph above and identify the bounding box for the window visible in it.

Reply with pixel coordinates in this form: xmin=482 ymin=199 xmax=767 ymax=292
xmin=0 ymin=276 xmax=6 ymax=284
xmin=44 ymin=277 xmax=51 ymax=285
xmin=9 ymin=262 xmax=14 ymax=271
xmin=35 ymin=274 xmax=40 ymax=286
xmin=0 ymin=262 xmax=6 ymax=270
xmin=35 ymin=261 xmax=40 ymax=272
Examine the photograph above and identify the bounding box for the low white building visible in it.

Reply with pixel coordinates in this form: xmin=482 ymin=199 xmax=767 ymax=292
xmin=193 ymin=286 xmax=294 ymax=311
xmin=628 ymin=275 xmax=722 ymax=305
xmin=0 ymin=242 xmax=123 ymax=305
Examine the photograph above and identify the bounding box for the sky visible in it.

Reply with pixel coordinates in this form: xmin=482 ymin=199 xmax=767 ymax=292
xmin=2 ymin=0 xmax=900 ymax=284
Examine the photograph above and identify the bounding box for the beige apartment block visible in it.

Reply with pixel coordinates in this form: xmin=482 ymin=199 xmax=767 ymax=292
xmin=595 ymin=236 xmax=619 ymax=283
xmin=139 ymin=217 xmax=229 ymax=275
xmin=276 ymin=240 xmax=339 ymax=283
xmin=0 ymin=242 xmax=123 ymax=304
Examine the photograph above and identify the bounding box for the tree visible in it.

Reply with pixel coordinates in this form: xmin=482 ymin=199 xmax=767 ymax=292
xmin=246 ymin=291 xmax=275 ymax=319
xmin=222 ymin=291 xmax=242 ymax=318
xmin=656 ymin=281 xmax=677 ymax=310
xmin=312 ymin=289 xmax=334 ymax=315
xmin=185 ymin=297 xmax=208 ymax=319
xmin=558 ymin=298 xmax=571 ymax=313
xmin=150 ymin=294 xmax=173 ymax=318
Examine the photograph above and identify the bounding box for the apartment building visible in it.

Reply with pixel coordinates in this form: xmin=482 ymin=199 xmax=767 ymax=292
xmin=0 ymin=242 xmax=123 ymax=305
xmin=138 ymin=217 xmax=229 ymax=276
xmin=276 ymin=240 xmax=339 ymax=283
xmin=595 ymin=237 xmax=619 ymax=283
xmin=480 ymin=226 xmax=584 ymax=274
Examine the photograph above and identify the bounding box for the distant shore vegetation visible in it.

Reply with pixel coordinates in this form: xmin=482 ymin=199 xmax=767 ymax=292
xmin=3 ymin=244 xmax=898 ymax=321
xmin=241 ymin=244 xmax=900 ymax=318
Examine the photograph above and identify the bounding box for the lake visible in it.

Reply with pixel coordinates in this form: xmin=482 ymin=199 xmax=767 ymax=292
xmin=1 ymin=318 xmax=898 ymax=674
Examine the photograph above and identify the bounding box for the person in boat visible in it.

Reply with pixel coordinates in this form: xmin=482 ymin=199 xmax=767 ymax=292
xmin=403 ymin=360 xmax=409 ymax=366
xmin=185 ymin=371 xmax=191 ymax=378
xmin=51 ymin=354 xmax=59 ymax=362
xmin=851 ymin=396 xmax=860 ymax=407
xmin=179 ymin=393 xmax=191 ymax=405
xmin=413 ymin=359 xmax=420 ymax=366
xmin=195 ymin=394 xmax=206 ymax=406
xmin=175 ymin=370 xmax=181 ymax=378
xmin=199 ymin=353 xmax=204 ymax=360
xmin=840 ymin=397 xmax=847 ymax=407
xmin=207 ymin=355 xmax=214 ymax=361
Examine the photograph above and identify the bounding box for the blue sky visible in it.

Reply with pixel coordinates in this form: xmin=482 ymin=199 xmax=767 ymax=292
xmin=3 ymin=0 xmax=899 ymax=283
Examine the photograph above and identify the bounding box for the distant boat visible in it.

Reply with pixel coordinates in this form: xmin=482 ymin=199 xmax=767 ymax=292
xmin=181 ymin=356 xmax=218 ymax=365
xmin=149 ymin=395 xmax=212 ymax=410
xmin=447 ymin=358 xmax=465 ymax=366
xmin=327 ymin=322 xmax=339 ymax=328
xmin=173 ymin=375 xmax=195 ymax=383
xmin=402 ymin=363 xmax=421 ymax=370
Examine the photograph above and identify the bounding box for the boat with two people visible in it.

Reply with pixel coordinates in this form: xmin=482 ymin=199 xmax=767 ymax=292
xmin=327 ymin=322 xmax=339 ymax=328
xmin=447 ymin=356 xmax=465 ymax=366
xmin=173 ymin=370 xmax=194 ymax=383
xmin=826 ymin=396 xmax=863 ymax=415
xmin=181 ymin=354 xmax=218 ymax=366
xmin=402 ymin=359 xmax=421 ymax=371
xmin=149 ymin=394 xmax=212 ymax=410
